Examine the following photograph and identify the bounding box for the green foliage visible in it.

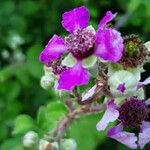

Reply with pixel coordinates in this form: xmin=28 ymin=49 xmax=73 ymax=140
xmin=67 ymin=114 xmax=106 ymax=150
xmin=0 ymin=137 xmax=24 ymax=150
xmin=127 ymin=0 xmax=141 ymax=12
xmin=37 ymin=101 xmax=68 ymax=134
xmin=13 ymin=115 xmax=35 ymax=135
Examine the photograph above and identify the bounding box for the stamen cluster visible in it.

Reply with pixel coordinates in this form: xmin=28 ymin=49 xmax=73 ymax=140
xmin=49 ymin=58 xmax=68 ymax=75
xmin=118 ymin=97 xmax=149 ymax=127
xmin=65 ymin=28 xmax=95 ymax=60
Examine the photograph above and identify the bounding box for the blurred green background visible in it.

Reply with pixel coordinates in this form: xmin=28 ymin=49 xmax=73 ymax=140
xmin=0 ymin=0 xmax=150 ymax=149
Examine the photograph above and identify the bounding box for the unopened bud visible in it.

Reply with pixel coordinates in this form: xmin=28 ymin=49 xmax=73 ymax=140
xmin=23 ymin=131 xmax=38 ymax=148
xmin=39 ymin=140 xmax=59 ymax=150
xmin=40 ymin=75 xmax=54 ymax=90
xmin=44 ymin=65 xmax=53 ymax=76
xmin=108 ymin=70 xmax=138 ymax=99
xmin=60 ymin=139 xmax=77 ymax=150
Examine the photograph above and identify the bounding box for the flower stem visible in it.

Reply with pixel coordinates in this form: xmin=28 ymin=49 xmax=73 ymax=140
xmin=55 ymin=103 xmax=105 ymax=141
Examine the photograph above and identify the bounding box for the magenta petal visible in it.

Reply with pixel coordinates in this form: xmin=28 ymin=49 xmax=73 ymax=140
xmin=138 ymin=121 xmax=150 ymax=149
xmin=39 ymin=35 xmax=67 ymax=64
xmin=61 ymin=6 xmax=90 ymax=33
xmin=96 ymin=100 xmax=119 ymax=131
xmin=98 ymin=11 xmax=117 ymax=30
xmin=58 ymin=62 xmax=89 ymax=91
xmin=108 ymin=124 xmax=138 ymax=149
xmin=95 ymin=29 xmax=124 ymax=62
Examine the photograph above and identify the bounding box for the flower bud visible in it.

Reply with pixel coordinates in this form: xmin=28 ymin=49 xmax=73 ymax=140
xmin=108 ymin=70 xmax=138 ymax=99
xmin=40 ymin=75 xmax=54 ymax=90
xmin=60 ymin=139 xmax=77 ymax=150
xmin=108 ymin=63 xmax=141 ymax=81
xmin=23 ymin=131 xmax=38 ymax=148
xmin=51 ymin=142 xmax=59 ymax=150
xmin=44 ymin=65 xmax=54 ymax=76
xmin=39 ymin=140 xmax=59 ymax=150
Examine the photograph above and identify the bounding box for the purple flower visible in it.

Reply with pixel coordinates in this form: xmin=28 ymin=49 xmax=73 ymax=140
xmin=138 ymin=121 xmax=150 ymax=149
xmin=95 ymin=12 xmax=124 ymax=62
xmin=107 ymin=124 xmax=138 ymax=149
xmin=39 ymin=6 xmax=124 ymax=91
xmin=96 ymin=97 xmax=150 ymax=149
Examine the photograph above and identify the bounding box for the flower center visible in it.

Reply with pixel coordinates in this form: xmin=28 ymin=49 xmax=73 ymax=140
xmin=118 ymin=97 xmax=149 ymax=128
xmin=65 ymin=27 xmax=96 ymax=60
xmin=117 ymin=83 xmax=126 ymax=93
xmin=119 ymin=34 xmax=148 ymax=68
xmin=125 ymin=41 xmax=139 ymax=56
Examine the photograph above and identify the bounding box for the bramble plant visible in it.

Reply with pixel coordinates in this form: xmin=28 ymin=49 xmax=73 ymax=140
xmin=22 ymin=6 xmax=150 ymax=150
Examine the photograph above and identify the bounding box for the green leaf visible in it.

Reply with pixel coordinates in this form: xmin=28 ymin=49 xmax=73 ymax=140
xmin=37 ymin=101 xmax=68 ymax=133
xmin=13 ymin=115 xmax=35 ymax=135
xmin=67 ymin=114 xmax=106 ymax=150
xmin=37 ymin=106 xmax=46 ymax=128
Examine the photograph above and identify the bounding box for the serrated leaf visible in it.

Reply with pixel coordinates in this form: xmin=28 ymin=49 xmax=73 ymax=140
xmin=13 ymin=115 xmax=35 ymax=135
xmin=37 ymin=101 xmax=68 ymax=133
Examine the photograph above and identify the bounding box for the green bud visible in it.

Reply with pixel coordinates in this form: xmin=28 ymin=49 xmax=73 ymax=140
xmin=23 ymin=131 xmax=38 ymax=148
xmin=108 ymin=70 xmax=138 ymax=99
xmin=44 ymin=65 xmax=53 ymax=76
xmin=108 ymin=63 xmax=141 ymax=81
xmin=40 ymin=75 xmax=54 ymax=90
xmin=39 ymin=140 xmax=59 ymax=150
xmin=60 ymin=139 xmax=77 ymax=150
xmin=51 ymin=142 xmax=59 ymax=150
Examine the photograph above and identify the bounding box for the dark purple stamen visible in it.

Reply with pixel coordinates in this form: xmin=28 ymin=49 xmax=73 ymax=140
xmin=117 ymin=83 xmax=126 ymax=93
xmin=65 ymin=28 xmax=95 ymax=60
xmin=119 ymin=97 xmax=149 ymax=128
xmin=49 ymin=58 xmax=68 ymax=75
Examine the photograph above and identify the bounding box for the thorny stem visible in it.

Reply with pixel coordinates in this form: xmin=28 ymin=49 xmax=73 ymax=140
xmin=47 ymin=63 xmax=111 ymax=143
xmin=54 ymin=103 xmax=105 ymax=141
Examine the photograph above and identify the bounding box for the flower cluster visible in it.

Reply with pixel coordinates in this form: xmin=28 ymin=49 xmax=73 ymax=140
xmin=39 ymin=6 xmax=150 ymax=149
xmin=39 ymin=6 xmax=123 ymax=91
